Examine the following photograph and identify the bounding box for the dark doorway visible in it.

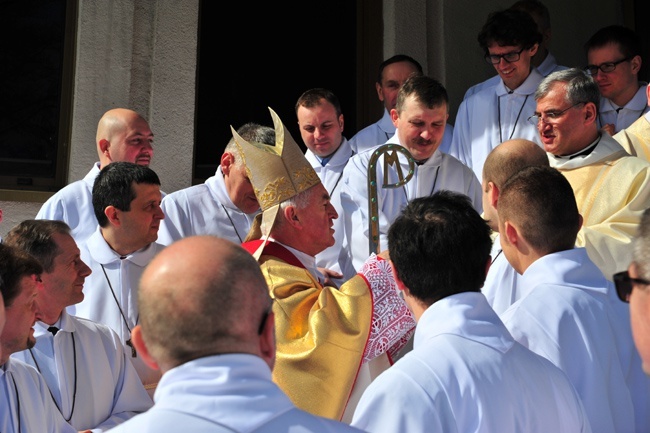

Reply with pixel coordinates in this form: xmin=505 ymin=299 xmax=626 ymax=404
xmin=194 ymin=1 xmax=360 ymax=183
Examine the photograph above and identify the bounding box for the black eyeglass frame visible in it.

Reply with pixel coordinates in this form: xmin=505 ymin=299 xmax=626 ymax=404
xmin=584 ymin=57 xmax=632 ymax=76
xmin=613 ymin=270 xmax=650 ymax=303
xmin=526 ymin=102 xmax=587 ymax=126
xmin=484 ymin=48 xmax=525 ymax=65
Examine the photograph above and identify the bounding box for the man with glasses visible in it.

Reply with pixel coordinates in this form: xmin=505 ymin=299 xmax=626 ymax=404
xmin=584 ymin=25 xmax=648 ymax=135
xmin=463 ymin=0 xmax=567 ymax=100
xmin=619 ymin=208 xmax=650 ymax=378
xmin=450 ymin=8 xmax=543 ymax=181
xmin=533 ymin=68 xmax=650 ymax=287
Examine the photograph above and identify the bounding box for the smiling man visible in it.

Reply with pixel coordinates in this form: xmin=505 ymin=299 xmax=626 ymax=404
xmin=533 ymin=68 xmax=650 ymax=285
xmin=68 ymin=162 xmax=166 ymax=398
xmin=238 ymin=108 xmax=415 ymax=422
xmin=341 ymin=75 xmax=482 ymax=272
xmin=7 ymin=219 xmax=152 ymax=432
xmin=584 ymin=25 xmax=648 ymax=135
xmin=37 ymin=108 xmax=156 ymax=244
xmin=0 ymin=243 xmax=78 ymax=433
xmin=450 ymin=8 xmax=543 ymax=181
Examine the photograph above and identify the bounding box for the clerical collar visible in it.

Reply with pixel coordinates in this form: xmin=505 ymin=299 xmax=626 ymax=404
xmin=415 ymin=158 xmax=428 ymax=166
xmin=268 ymin=237 xmax=321 ymax=281
xmin=553 ymin=134 xmax=601 ymax=160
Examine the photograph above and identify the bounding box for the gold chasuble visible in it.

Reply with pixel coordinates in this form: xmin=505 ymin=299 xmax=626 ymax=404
xmin=235 ymin=107 xmax=415 ymax=420
xmin=614 ymin=115 xmax=650 ymax=161
xmin=550 ymin=134 xmax=650 ymax=279
xmin=243 ymin=240 xmax=374 ymax=420
xmin=242 ymin=239 xmax=416 ymax=421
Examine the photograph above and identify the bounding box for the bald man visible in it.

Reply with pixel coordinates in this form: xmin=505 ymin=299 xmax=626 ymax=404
xmin=480 ymin=138 xmax=550 ymax=314
xmin=36 ymin=108 xmax=155 ymax=243
xmin=111 ymin=236 xmax=364 ymax=433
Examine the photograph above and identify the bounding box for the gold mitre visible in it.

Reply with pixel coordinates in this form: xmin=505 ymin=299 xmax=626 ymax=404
xmin=231 ymin=107 xmax=320 ymax=249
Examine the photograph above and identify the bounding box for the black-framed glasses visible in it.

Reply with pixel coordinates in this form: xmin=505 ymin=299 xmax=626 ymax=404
xmin=484 ymin=48 xmax=525 ymax=65
xmin=527 ymin=102 xmax=586 ymax=125
xmin=613 ymin=270 xmax=650 ymax=303
xmin=584 ymin=57 xmax=632 ymax=76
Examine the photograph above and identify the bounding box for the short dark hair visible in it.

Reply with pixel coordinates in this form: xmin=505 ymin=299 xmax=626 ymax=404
xmin=478 ymin=9 xmax=542 ymax=53
xmin=0 ymin=243 xmax=43 ymax=308
xmin=395 ymin=75 xmax=448 ymax=114
xmin=584 ymin=25 xmax=641 ymax=59
xmin=498 ymin=166 xmax=580 ymax=254
xmin=92 ymin=161 xmax=161 ymax=227
xmin=4 ymin=220 xmax=72 ymax=273
xmin=509 ymin=0 xmax=551 ymax=32
xmin=295 ymin=88 xmax=342 ymax=118
xmin=388 ymin=191 xmax=492 ymax=305
xmin=377 ymin=54 xmax=423 ymax=84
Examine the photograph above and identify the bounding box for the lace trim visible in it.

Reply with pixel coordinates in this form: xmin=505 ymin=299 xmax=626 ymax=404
xmin=359 ymin=254 xmax=415 ymax=362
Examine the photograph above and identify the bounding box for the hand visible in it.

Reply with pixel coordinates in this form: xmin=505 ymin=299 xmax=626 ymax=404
xmin=600 ymin=123 xmax=615 ymax=136
xmin=318 ymin=267 xmax=343 ymax=289
xmin=377 ymin=249 xmax=390 ymax=261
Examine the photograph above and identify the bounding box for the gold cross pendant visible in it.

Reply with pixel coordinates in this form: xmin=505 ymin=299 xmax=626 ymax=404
xmin=126 ymin=338 xmax=137 ymax=357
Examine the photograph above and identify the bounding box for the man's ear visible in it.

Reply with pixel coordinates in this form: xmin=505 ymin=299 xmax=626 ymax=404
xmin=259 ymin=311 xmax=276 ymax=370
xmin=99 ymin=138 xmax=110 ymax=155
xmin=584 ymin=102 xmax=598 ymax=125
xmin=488 ymin=181 xmax=500 ymax=209
xmin=390 ymin=108 xmax=399 ymax=127
xmin=131 ymin=325 xmax=160 ymax=371
xmin=104 ymin=205 xmax=120 ymax=226
xmin=283 ymin=205 xmax=301 ymax=228
xmin=376 ymin=82 xmax=384 ymax=101
xmin=503 ymin=220 xmax=520 ymax=247
xmin=391 ymin=261 xmax=408 ymax=294
xmin=631 ymin=55 xmax=642 ymax=74
xmin=629 ymin=261 xmax=640 ymax=279
xmin=220 ymin=152 xmax=234 ymax=175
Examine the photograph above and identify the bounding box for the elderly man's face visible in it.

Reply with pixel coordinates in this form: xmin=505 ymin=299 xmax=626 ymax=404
xmin=294 ymin=183 xmax=338 ymax=256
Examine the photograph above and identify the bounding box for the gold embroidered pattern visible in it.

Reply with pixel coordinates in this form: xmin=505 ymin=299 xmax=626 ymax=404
xmin=257 ymin=177 xmax=294 ymax=210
